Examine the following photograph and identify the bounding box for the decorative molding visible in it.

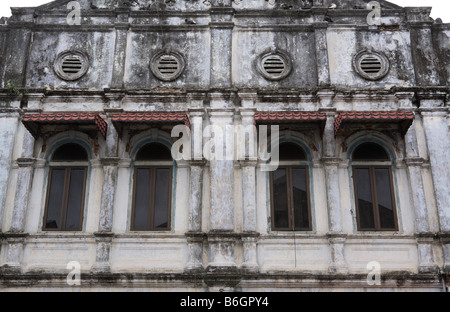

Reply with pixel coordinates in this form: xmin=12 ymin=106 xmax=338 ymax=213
xmin=100 ymin=157 xmax=120 ymax=166
xmin=16 ymin=158 xmax=36 ymax=168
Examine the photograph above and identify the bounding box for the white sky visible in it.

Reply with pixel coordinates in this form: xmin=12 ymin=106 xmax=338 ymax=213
xmin=0 ymin=0 xmax=449 ymax=22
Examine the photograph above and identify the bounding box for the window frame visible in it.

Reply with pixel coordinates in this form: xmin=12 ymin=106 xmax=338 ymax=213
xmin=43 ymin=164 xmax=88 ymax=231
xmin=270 ymin=165 xmax=312 ymax=232
xmin=352 ymin=163 xmax=399 ymax=232
xmin=130 ymin=165 xmax=173 ymax=232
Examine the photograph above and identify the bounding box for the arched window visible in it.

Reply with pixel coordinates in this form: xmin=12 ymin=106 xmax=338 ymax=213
xmin=131 ymin=142 xmax=173 ymax=231
xmin=270 ymin=142 xmax=311 ymax=231
xmin=43 ymin=143 xmax=88 ymax=231
xmin=352 ymin=142 xmax=398 ymax=231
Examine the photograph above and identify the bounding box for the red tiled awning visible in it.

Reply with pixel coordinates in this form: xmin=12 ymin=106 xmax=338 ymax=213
xmin=22 ymin=112 xmax=108 ymax=139
xmin=254 ymin=111 xmax=327 ymax=134
xmin=334 ymin=111 xmax=415 ymax=136
xmin=110 ymin=112 xmax=190 ymax=130
xmin=255 ymin=111 xmax=327 ymax=123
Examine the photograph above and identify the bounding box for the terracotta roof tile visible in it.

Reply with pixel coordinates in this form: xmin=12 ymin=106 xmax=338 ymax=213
xmin=111 ymin=112 xmax=190 ymax=128
xmin=335 ymin=111 xmax=415 ymax=136
xmin=22 ymin=112 xmax=107 ymax=139
xmin=255 ymin=111 xmax=327 ymax=123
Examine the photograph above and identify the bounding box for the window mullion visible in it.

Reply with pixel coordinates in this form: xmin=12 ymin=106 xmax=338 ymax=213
xmin=149 ymin=167 xmax=156 ymax=231
xmin=60 ymin=168 xmax=71 ymax=230
xmin=352 ymin=167 xmax=361 ymax=231
xmin=371 ymin=167 xmax=381 ymax=230
xmin=287 ymin=167 xmax=295 ymax=231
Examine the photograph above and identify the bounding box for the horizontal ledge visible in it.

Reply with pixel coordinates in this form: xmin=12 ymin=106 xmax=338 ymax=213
xmin=0 ymin=270 xmax=441 ymax=284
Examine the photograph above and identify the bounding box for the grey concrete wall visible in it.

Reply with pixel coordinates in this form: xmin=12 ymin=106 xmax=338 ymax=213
xmin=0 ymin=115 xmax=19 ymax=231
xmin=0 ymin=0 xmax=446 ymax=92
xmin=434 ymin=28 xmax=450 ymax=85
xmin=0 ymin=0 xmax=449 ymax=291
xmin=124 ymin=30 xmax=211 ymax=89
xmin=25 ymin=31 xmax=115 ymax=89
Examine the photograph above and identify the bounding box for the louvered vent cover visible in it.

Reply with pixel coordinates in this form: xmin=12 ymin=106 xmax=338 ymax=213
xmin=359 ymin=56 xmax=382 ymax=74
xmin=54 ymin=51 xmax=89 ymax=81
xmin=263 ymin=55 xmax=286 ymax=76
xmin=62 ymin=56 xmax=83 ymax=73
xmin=353 ymin=50 xmax=390 ymax=81
xmin=257 ymin=51 xmax=292 ymax=81
xmin=151 ymin=51 xmax=185 ymax=82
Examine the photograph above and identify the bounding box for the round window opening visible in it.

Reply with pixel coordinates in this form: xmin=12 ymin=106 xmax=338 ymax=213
xmin=54 ymin=51 xmax=89 ymax=81
xmin=353 ymin=50 xmax=390 ymax=81
xmin=150 ymin=51 xmax=186 ymax=82
xmin=256 ymin=51 xmax=292 ymax=81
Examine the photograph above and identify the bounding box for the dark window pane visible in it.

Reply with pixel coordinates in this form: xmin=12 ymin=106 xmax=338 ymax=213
xmin=375 ymin=168 xmax=396 ymax=229
xmin=153 ymin=169 xmax=170 ymax=229
xmin=354 ymin=168 xmax=375 ymax=229
xmin=45 ymin=169 xmax=66 ymax=229
xmin=133 ymin=169 xmax=151 ymax=229
xmin=279 ymin=143 xmax=307 ymax=161
xmin=272 ymin=168 xmax=289 ymax=229
xmin=52 ymin=143 xmax=88 ymax=161
xmin=292 ymin=168 xmax=310 ymax=229
xmin=65 ymin=169 xmax=85 ymax=230
xmin=136 ymin=143 xmax=172 ymax=161
xmin=353 ymin=143 xmax=389 ymax=161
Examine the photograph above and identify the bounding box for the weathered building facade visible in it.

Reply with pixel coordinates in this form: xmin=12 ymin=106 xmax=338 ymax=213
xmin=0 ymin=0 xmax=449 ymax=291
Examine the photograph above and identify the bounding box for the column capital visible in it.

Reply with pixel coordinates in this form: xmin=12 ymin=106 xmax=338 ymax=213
xmin=405 ymin=157 xmax=426 ymax=166
xmin=190 ymin=159 xmax=207 ymax=167
xmin=318 ymin=107 xmax=337 ymax=115
xmin=207 ymin=108 xmax=235 ymax=118
xmin=239 ymin=159 xmax=258 ymax=167
xmin=322 ymin=157 xmax=341 ymax=166
xmin=188 ymin=109 xmax=206 ymax=117
xmin=16 ymin=157 xmax=36 ymax=168
xmin=100 ymin=157 xmax=120 ymax=166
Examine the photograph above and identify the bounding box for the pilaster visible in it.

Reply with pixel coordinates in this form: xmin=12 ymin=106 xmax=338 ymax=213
xmin=418 ymin=93 xmax=450 ymax=232
xmin=93 ymin=119 xmax=120 ymax=271
xmin=209 ymin=7 xmax=234 ymax=88
xmin=3 ymin=232 xmax=28 ymax=271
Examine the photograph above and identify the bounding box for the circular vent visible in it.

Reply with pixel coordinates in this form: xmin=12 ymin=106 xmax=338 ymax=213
xmin=62 ymin=56 xmax=83 ymax=74
xmin=54 ymin=51 xmax=89 ymax=81
xmin=150 ymin=51 xmax=186 ymax=82
xmin=256 ymin=50 xmax=292 ymax=81
xmin=360 ymin=56 xmax=382 ymax=74
xmin=353 ymin=50 xmax=389 ymax=81
xmin=263 ymin=56 xmax=286 ymax=75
